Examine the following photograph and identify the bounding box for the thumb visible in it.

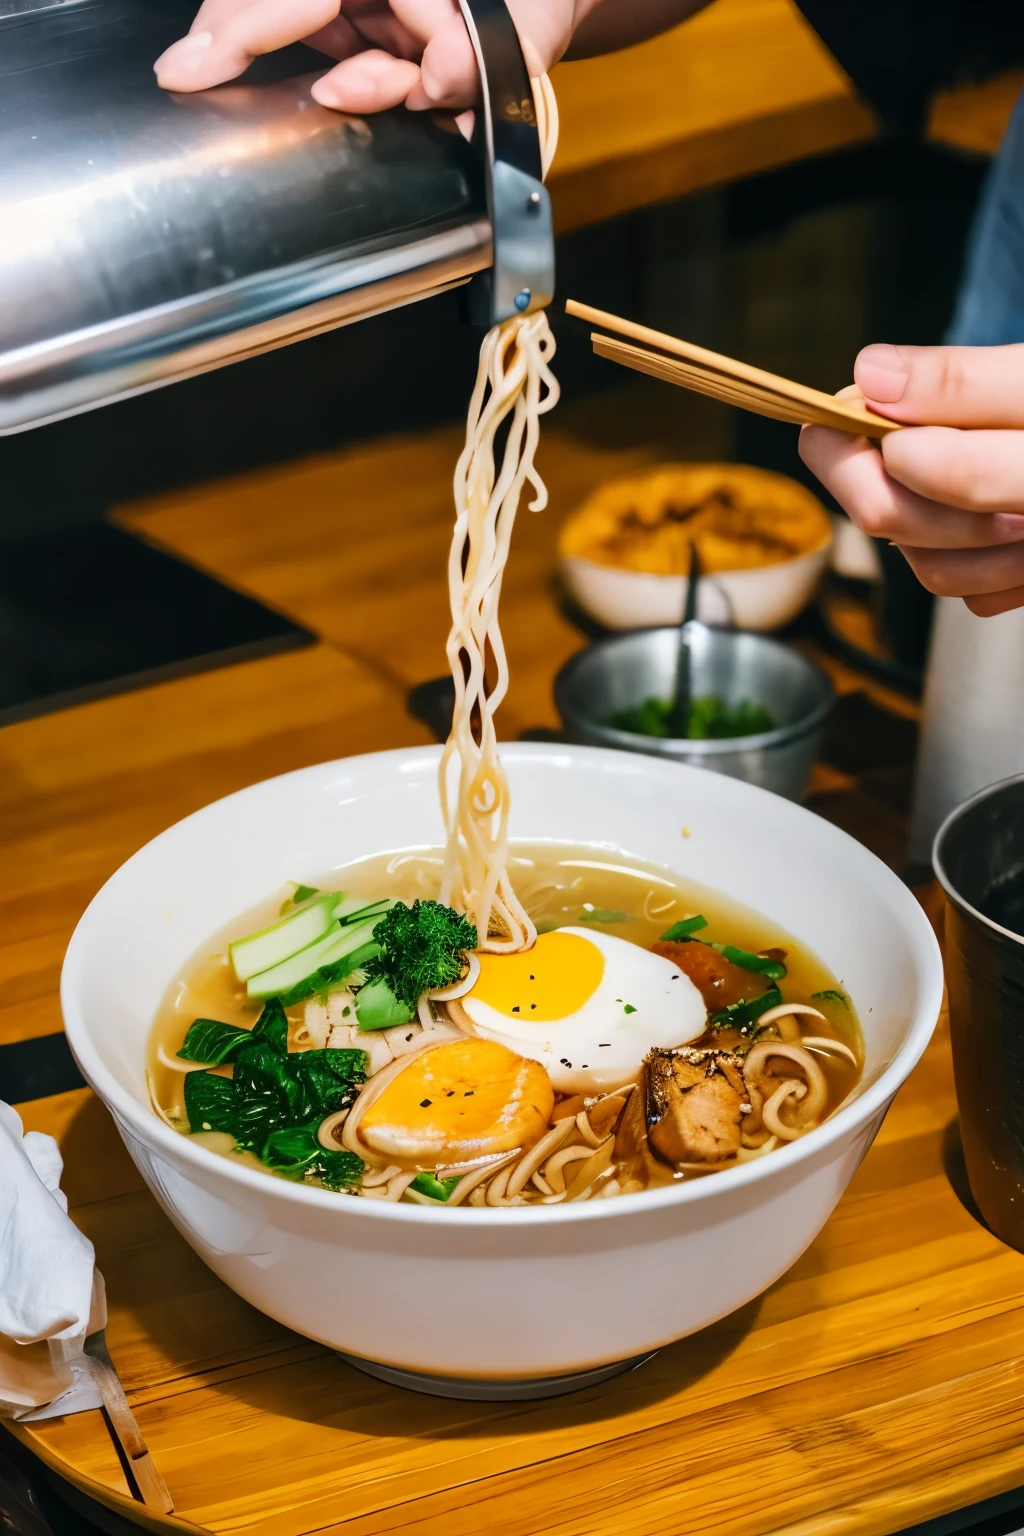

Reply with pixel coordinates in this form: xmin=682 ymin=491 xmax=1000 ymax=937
xmin=854 ymin=341 xmax=1024 ymax=429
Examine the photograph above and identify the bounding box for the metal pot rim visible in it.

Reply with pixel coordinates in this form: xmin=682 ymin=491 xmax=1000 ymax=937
xmin=553 ymin=627 xmax=835 ymax=757
xmin=932 ymin=769 xmax=1024 ymax=947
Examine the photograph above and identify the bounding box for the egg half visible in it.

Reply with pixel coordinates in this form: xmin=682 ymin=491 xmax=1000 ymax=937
xmin=358 ymin=1038 xmax=554 ymax=1169
xmin=458 ymin=927 xmax=706 ymax=1093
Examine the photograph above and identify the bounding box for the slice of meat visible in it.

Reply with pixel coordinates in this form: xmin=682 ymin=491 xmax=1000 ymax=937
xmin=653 ymin=939 xmax=760 ymax=1010
xmin=643 ymin=1047 xmax=747 ymax=1166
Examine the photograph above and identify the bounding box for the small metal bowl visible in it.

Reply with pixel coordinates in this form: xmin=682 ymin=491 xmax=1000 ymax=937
xmin=554 ymin=624 xmax=834 ymax=802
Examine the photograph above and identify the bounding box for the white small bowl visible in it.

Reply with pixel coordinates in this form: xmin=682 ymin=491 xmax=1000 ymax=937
xmin=61 ymin=745 xmax=941 ymax=1393
xmin=561 ymin=537 xmax=833 ymax=633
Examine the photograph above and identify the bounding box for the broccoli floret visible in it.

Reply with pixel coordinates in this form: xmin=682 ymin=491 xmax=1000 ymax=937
xmin=366 ymin=900 xmax=477 ymax=1009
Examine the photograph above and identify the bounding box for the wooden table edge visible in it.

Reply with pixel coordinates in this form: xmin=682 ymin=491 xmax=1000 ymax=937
xmin=3 ymin=1420 xmax=202 ymax=1534
xmin=11 ymin=1405 xmax=1024 ymax=1536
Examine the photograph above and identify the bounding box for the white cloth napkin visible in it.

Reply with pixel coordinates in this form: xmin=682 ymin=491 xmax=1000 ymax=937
xmin=0 ymin=1101 xmax=105 ymax=1421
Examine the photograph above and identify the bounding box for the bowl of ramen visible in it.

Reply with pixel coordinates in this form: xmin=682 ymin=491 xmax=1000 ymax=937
xmin=62 ymin=742 xmax=942 ymax=1397
xmin=559 ymin=463 xmax=834 ymax=632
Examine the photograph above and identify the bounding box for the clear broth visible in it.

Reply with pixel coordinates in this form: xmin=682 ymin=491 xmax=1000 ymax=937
xmin=149 ymin=843 xmax=863 ymax=1192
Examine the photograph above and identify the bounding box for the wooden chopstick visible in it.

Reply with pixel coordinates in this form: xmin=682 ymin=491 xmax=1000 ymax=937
xmin=567 ymin=299 xmax=902 ymax=437
xmin=84 ymin=1332 xmax=174 ymax=1513
xmin=592 ymin=337 xmax=819 ymax=428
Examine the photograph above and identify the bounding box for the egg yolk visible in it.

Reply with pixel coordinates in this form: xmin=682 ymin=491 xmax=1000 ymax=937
xmin=469 ymin=930 xmax=604 ymax=1021
xmin=357 ymin=1039 xmax=555 ymax=1168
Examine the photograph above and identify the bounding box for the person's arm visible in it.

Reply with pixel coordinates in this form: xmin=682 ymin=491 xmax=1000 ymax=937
xmin=155 ymin=0 xmax=710 ymax=109
xmin=800 ymin=344 xmax=1024 ymax=617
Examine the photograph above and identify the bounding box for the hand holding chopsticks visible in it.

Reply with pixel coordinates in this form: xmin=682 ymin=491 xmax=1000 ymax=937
xmin=567 ymin=304 xmax=1024 ymax=617
xmin=565 ymin=300 xmax=902 ymax=438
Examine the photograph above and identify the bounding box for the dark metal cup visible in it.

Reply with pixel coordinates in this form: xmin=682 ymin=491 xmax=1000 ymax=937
xmin=934 ymin=773 xmax=1024 ymax=1250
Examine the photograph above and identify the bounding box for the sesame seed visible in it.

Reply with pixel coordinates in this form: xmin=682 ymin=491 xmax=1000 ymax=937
xmin=464 ymin=1090 xmax=474 ymax=1097
xmin=420 ymin=1099 xmax=432 ymax=1108
xmin=512 ymin=1005 xmax=520 ymax=1013
xmin=560 ymin=1058 xmax=572 ymax=1067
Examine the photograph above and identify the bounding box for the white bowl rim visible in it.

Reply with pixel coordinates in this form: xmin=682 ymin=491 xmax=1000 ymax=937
xmin=61 ymin=742 xmax=943 ymax=1230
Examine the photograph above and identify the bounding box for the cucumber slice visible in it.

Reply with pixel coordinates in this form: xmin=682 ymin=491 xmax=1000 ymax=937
xmin=334 ymin=895 xmax=394 ymax=928
xmin=246 ymin=916 xmax=382 ymax=1000
xmin=229 ymin=893 xmax=344 ymax=982
xmin=354 ymin=977 xmax=415 ymax=1031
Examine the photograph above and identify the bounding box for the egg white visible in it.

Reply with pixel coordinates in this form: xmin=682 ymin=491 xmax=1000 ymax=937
xmin=460 ymin=926 xmax=706 ymax=1094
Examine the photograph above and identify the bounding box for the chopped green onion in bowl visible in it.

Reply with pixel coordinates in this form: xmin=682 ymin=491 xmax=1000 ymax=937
xmin=608 ymin=694 xmax=776 ymax=741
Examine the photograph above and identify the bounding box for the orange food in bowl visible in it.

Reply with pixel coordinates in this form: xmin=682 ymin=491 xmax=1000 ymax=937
xmin=358 ymin=1039 xmax=555 ymax=1169
xmin=558 ymin=463 xmax=832 ymax=577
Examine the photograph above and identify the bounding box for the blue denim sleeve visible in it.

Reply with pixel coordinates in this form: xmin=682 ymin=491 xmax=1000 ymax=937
xmin=947 ymin=88 xmax=1024 ymax=345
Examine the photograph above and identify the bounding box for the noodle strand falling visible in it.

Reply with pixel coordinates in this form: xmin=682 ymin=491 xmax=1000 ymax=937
xmin=438 ymin=76 xmax=560 ymax=952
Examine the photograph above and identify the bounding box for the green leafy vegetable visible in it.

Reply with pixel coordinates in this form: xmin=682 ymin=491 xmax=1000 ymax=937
xmin=710 ymin=985 xmax=784 ymax=1037
xmin=609 ymin=695 xmax=776 ymax=741
xmin=623 ymin=1003 xmax=637 ymax=1015
xmin=261 ymin=1122 xmax=364 ymax=1190
xmin=182 ymin=1001 xmax=368 ymax=1171
xmin=275 ymin=942 xmax=380 ymax=1009
xmin=291 ymin=1049 xmax=366 ymax=1121
xmin=409 ymin=1171 xmax=460 ymax=1202
xmin=687 ymin=697 xmax=776 ymax=739
xmin=231 ymin=1041 xmax=303 ymax=1151
xmin=366 ymin=900 xmax=478 ymax=1010
xmin=812 ymin=989 xmax=849 ymax=1007
xmin=660 ymin=915 xmax=708 ymax=942
xmin=251 ymin=997 xmax=288 ymax=1053
xmin=709 ymin=943 xmax=787 ymax=980
xmin=183 ymin=1071 xmax=238 ymax=1135
xmin=176 ymin=1018 xmax=253 ymax=1066
xmin=579 ymin=909 xmax=630 ymax=924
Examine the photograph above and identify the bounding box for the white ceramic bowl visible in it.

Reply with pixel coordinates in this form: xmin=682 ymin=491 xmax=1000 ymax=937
xmin=62 ymin=745 xmax=942 ymax=1391
xmin=561 ymin=538 xmax=833 ymax=633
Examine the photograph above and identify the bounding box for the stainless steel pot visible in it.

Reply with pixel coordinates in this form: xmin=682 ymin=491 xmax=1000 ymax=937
xmin=554 ymin=624 xmax=834 ymax=802
xmin=0 ymin=0 xmax=551 ymax=432
xmin=934 ymin=773 xmax=1024 ymax=1251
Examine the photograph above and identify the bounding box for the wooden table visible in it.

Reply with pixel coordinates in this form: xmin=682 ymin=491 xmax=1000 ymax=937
xmin=4 ymin=388 xmax=1024 ymax=1536
xmin=549 ymin=0 xmax=1020 ymax=236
